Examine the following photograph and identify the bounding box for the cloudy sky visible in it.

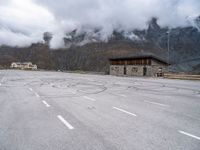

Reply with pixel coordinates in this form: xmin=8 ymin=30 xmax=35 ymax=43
xmin=0 ymin=0 xmax=200 ymax=48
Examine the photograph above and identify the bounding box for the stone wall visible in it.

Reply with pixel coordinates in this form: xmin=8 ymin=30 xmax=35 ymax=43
xmin=151 ymin=65 xmax=167 ymax=77
xmin=110 ymin=65 xmax=124 ymax=76
xmin=126 ymin=65 xmax=144 ymax=76
xmin=110 ymin=63 xmax=168 ymax=77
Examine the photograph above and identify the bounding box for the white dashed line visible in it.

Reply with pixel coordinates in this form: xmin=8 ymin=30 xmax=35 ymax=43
xmin=0 ymin=83 xmax=1 ymax=86
xmin=28 ymin=88 xmax=33 ymax=92
xmin=42 ymin=100 xmax=50 ymax=107
xmin=111 ymin=93 xmax=127 ymax=98
xmin=50 ymin=83 xmax=55 ymax=87
xmin=79 ymin=90 xmax=85 ymax=92
xmin=57 ymin=115 xmax=74 ymax=130
xmin=113 ymin=107 xmax=137 ymax=117
xmin=1 ymin=77 xmax=5 ymax=82
xmin=71 ymin=91 xmax=76 ymax=94
xmin=28 ymin=88 xmax=40 ymax=98
xmin=179 ymin=130 xmax=200 ymax=140
xmin=144 ymin=100 xmax=169 ymax=107
xmin=83 ymin=96 xmax=96 ymax=101
xmin=35 ymin=92 xmax=40 ymax=98
xmin=117 ymin=94 xmax=127 ymax=98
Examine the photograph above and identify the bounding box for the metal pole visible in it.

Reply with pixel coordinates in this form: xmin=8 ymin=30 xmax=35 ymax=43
xmin=167 ymin=30 xmax=170 ymax=72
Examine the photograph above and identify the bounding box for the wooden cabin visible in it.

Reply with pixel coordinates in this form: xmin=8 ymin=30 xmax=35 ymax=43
xmin=109 ymin=55 xmax=169 ymax=77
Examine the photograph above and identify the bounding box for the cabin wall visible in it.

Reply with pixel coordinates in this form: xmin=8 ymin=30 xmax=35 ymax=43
xmin=110 ymin=65 xmax=167 ymax=77
xmin=110 ymin=65 xmax=124 ymax=76
xmin=126 ymin=65 xmax=144 ymax=76
xmin=110 ymin=58 xmax=168 ymax=77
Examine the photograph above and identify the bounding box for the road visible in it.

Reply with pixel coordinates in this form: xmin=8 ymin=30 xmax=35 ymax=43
xmin=0 ymin=70 xmax=200 ymax=150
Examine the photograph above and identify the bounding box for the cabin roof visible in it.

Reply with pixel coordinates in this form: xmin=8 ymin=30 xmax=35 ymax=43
xmin=109 ymin=54 xmax=169 ymax=65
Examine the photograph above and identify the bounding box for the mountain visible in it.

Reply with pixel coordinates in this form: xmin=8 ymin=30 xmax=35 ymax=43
xmin=0 ymin=18 xmax=200 ymax=74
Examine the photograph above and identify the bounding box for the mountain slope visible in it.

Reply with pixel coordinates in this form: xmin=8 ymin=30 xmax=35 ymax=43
xmin=0 ymin=18 xmax=200 ymax=74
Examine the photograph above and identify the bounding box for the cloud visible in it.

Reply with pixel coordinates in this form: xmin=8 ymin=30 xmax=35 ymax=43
xmin=0 ymin=0 xmax=56 ymax=47
xmin=0 ymin=0 xmax=200 ymax=48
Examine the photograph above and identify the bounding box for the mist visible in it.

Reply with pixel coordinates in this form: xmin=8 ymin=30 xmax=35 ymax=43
xmin=0 ymin=0 xmax=200 ymax=48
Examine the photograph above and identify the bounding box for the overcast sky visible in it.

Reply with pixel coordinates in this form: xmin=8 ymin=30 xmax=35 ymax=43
xmin=0 ymin=0 xmax=200 ymax=48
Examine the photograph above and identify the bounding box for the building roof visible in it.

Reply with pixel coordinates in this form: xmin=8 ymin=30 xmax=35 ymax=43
xmin=109 ymin=54 xmax=169 ymax=65
xmin=12 ymin=62 xmax=32 ymax=64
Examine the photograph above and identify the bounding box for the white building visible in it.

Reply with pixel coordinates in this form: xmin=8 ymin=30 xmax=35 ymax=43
xmin=10 ymin=62 xmax=37 ymax=70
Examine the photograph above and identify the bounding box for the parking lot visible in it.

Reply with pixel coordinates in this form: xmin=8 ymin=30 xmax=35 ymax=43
xmin=0 ymin=70 xmax=200 ymax=150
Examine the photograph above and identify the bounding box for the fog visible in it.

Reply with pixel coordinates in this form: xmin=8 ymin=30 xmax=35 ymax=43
xmin=0 ymin=0 xmax=200 ymax=48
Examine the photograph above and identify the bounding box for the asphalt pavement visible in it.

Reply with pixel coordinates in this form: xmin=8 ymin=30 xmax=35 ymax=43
xmin=0 ymin=70 xmax=200 ymax=150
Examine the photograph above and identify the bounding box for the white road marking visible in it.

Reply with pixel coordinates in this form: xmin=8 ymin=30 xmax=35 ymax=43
xmin=28 ymin=88 xmax=33 ymax=92
xmin=117 ymin=94 xmax=127 ymax=98
xmin=83 ymin=96 xmax=96 ymax=101
xmin=28 ymin=88 xmax=40 ymax=98
xmin=35 ymin=92 xmax=40 ymax=98
xmin=144 ymin=100 xmax=169 ymax=107
xmin=79 ymin=90 xmax=85 ymax=92
xmin=71 ymin=91 xmax=76 ymax=94
xmin=1 ymin=77 xmax=5 ymax=82
xmin=50 ymin=83 xmax=55 ymax=87
xmin=57 ymin=115 xmax=74 ymax=130
xmin=113 ymin=107 xmax=137 ymax=117
xmin=179 ymin=130 xmax=200 ymax=140
xmin=0 ymin=83 xmax=1 ymax=86
xmin=42 ymin=100 xmax=50 ymax=107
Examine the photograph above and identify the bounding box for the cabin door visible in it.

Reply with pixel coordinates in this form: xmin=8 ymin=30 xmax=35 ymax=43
xmin=124 ymin=66 xmax=127 ymax=75
xmin=143 ymin=67 xmax=147 ymax=76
